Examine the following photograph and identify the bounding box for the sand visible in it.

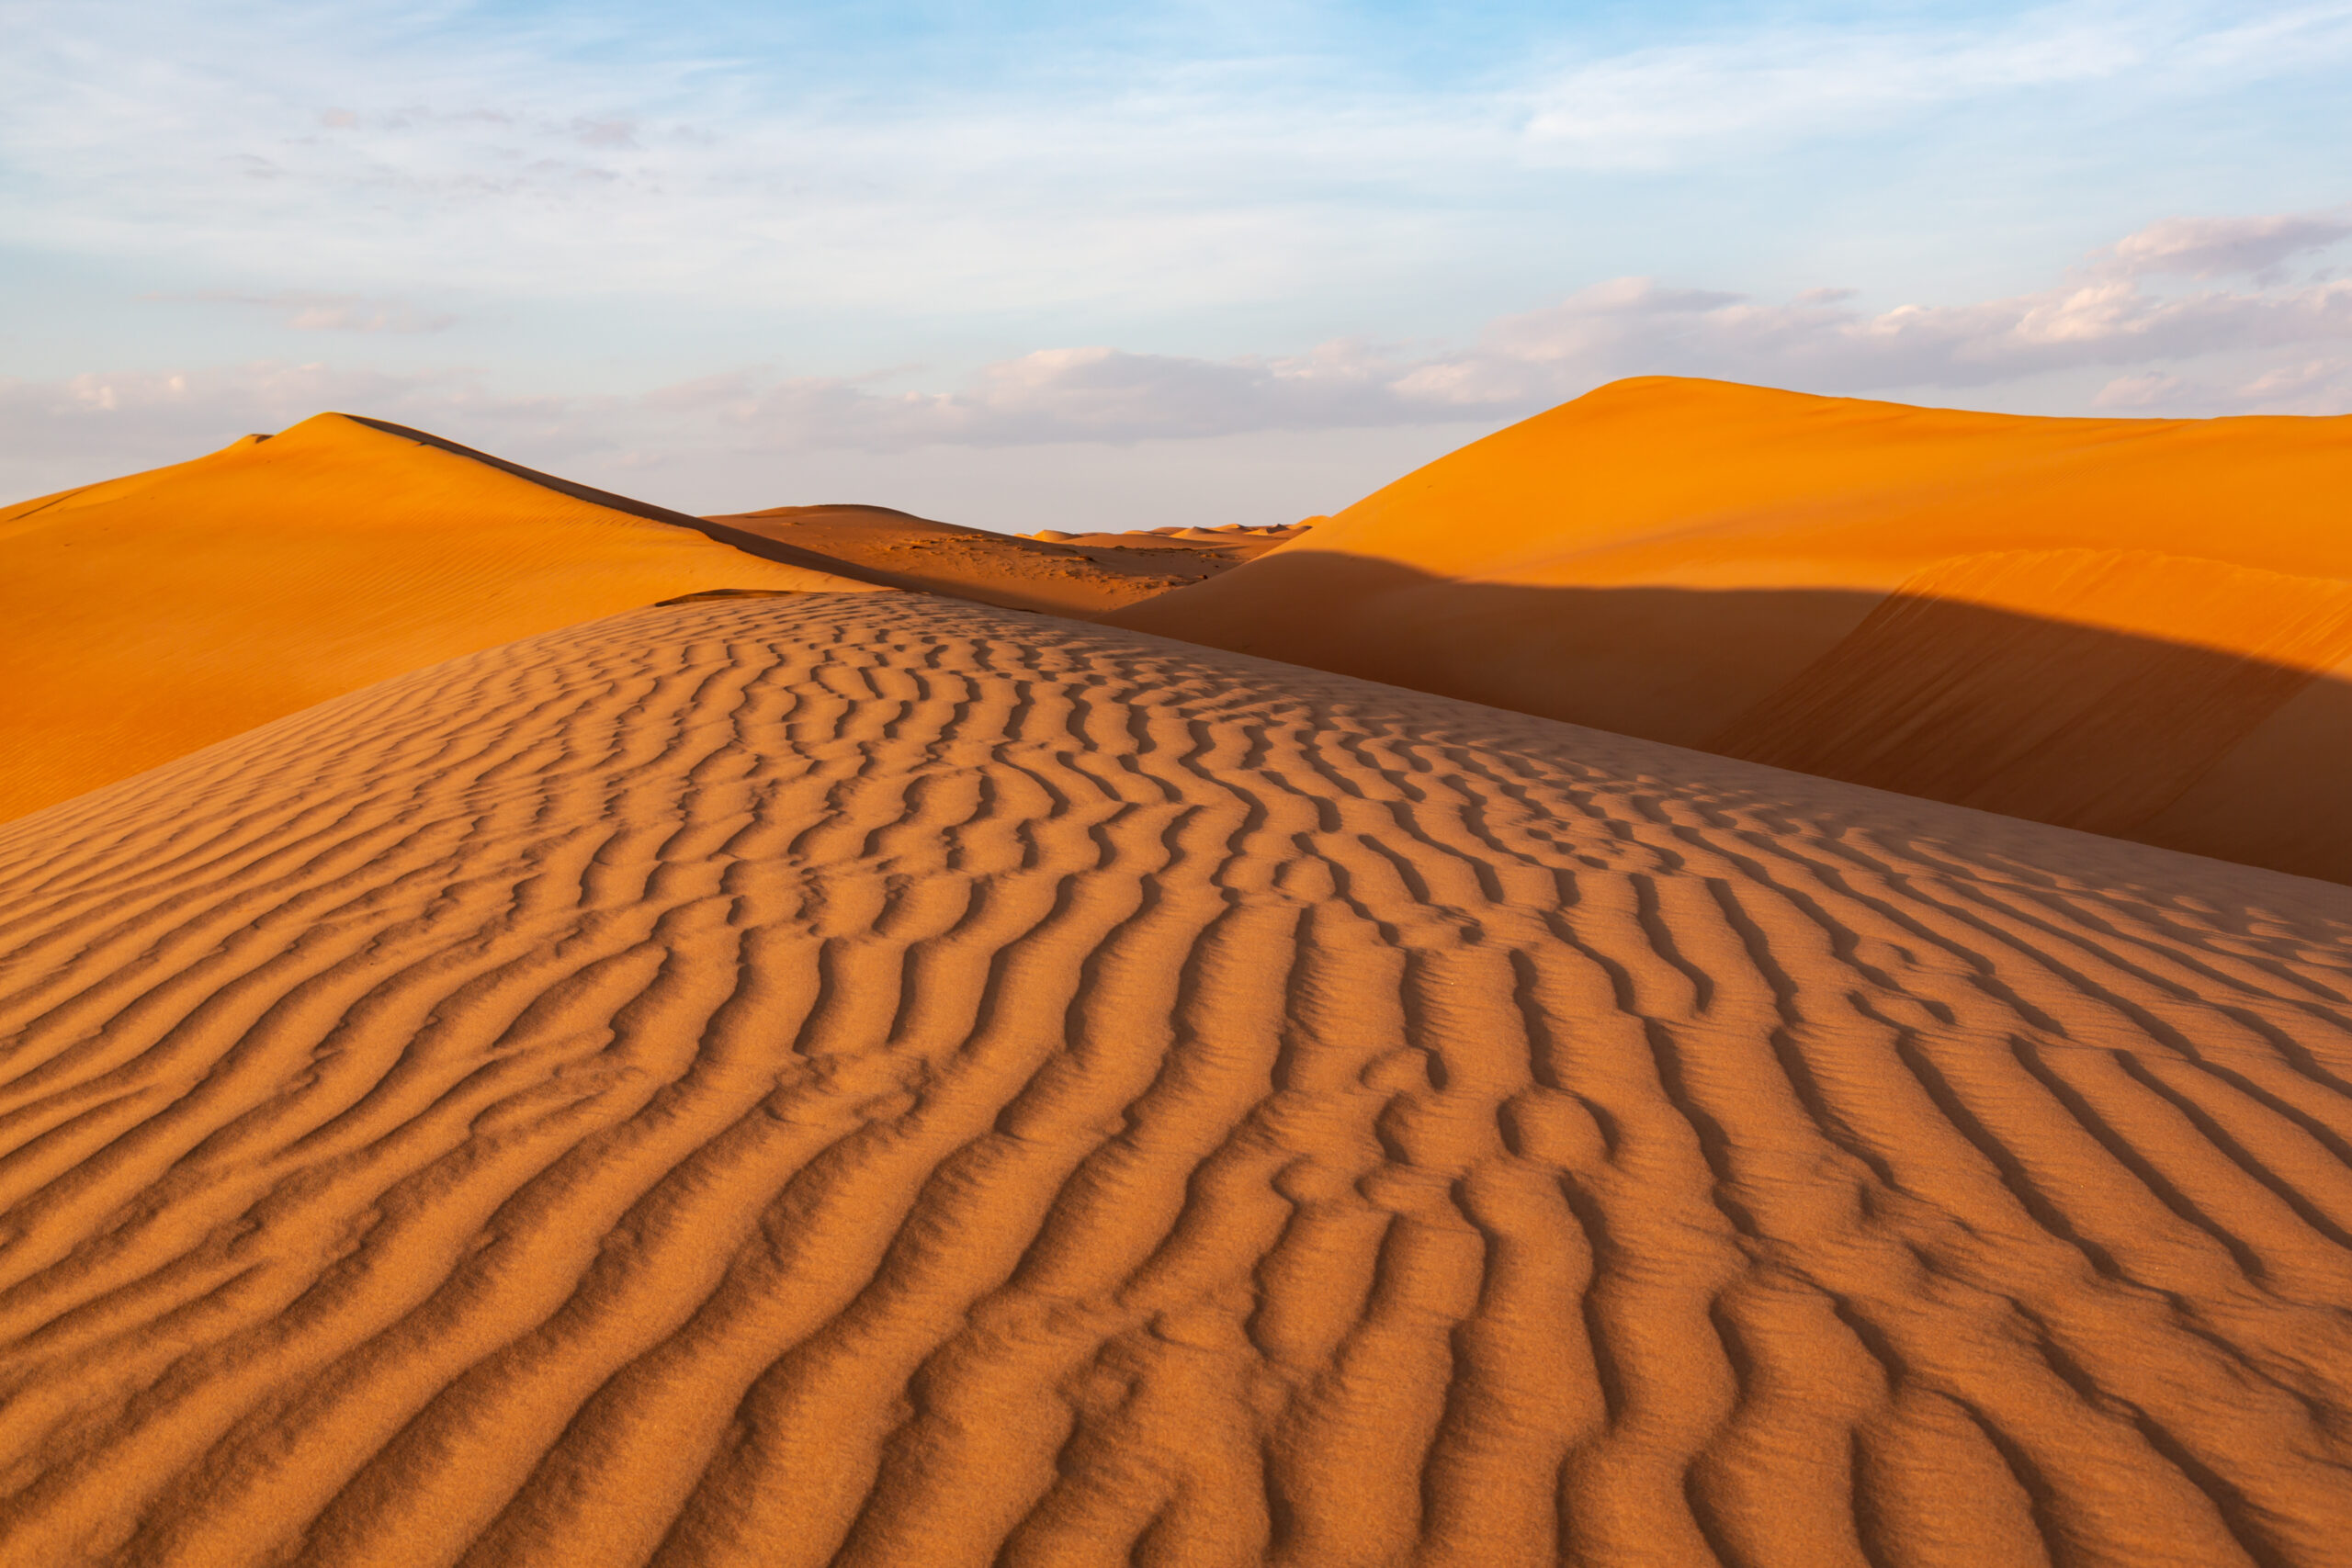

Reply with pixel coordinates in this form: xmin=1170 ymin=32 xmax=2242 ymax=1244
xmin=704 ymin=506 xmax=1306 ymax=615
xmin=5 ymin=591 xmax=2350 ymax=1566
xmin=0 ymin=414 xmax=883 ymax=825
xmin=1109 ymin=377 xmax=2352 ymax=883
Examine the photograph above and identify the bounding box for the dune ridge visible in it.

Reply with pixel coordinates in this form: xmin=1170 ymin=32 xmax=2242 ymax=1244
xmin=1110 ymin=377 xmax=2352 ymax=882
xmin=3 ymin=594 xmax=2351 ymax=1565
xmin=0 ymin=413 xmax=885 ymax=825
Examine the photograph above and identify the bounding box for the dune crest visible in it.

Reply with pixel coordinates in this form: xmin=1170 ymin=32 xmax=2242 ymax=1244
xmin=1109 ymin=377 xmax=2352 ymax=881
xmin=4 ymin=594 xmax=2351 ymax=1565
xmin=0 ymin=414 xmax=885 ymax=824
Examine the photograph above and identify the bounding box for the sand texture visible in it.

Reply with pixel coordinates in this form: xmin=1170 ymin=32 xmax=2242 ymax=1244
xmin=1109 ymin=377 xmax=2352 ymax=882
xmin=5 ymin=592 xmax=2351 ymax=1566
xmin=0 ymin=414 xmax=884 ymax=825
xmin=705 ymin=507 xmax=1306 ymax=615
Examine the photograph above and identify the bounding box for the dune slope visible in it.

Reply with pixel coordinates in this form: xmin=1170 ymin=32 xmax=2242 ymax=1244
xmin=0 ymin=415 xmax=884 ymax=824
xmin=1109 ymin=377 xmax=2352 ymax=882
xmin=4 ymin=593 xmax=2351 ymax=1566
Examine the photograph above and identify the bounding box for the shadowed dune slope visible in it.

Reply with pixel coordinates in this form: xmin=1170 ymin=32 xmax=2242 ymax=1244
xmin=6 ymin=593 xmax=2352 ymax=1566
xmin=1108 ymin=377 xmax=2352 ymax=880
xmin=705 ymin=504 xmax=1305 ymax=615
xmin=0 ymin=416 xmax=885 ymax=824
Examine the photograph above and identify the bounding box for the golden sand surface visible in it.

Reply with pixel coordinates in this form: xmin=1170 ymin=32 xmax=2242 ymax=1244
xmin=1111 ymin=377 xmax=2352 ymax=881
xmin=5 ymin=592 xmax=2351 ymax=1566
xmin=0 ymin=414 xmax=883 ymax=824
xmin=706 ymin=505 xmax=1305 ymax=615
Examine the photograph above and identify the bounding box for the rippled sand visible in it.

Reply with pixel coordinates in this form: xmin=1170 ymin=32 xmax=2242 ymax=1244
xmin=5 ymin=593 xmax=2348 ymax=1566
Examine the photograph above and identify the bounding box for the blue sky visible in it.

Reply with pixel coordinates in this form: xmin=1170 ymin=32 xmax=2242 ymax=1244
xmin=4 ymin=0 xmax=2349 ymax=525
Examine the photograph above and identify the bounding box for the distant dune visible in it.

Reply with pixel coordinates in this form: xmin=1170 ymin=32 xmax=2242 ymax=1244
xmin=6 ymin=592 xmax=2352 ymax=1566
xmin=1110 ymin=377 xmax=2352 ymax=883
xmin=704 ymin=504 xmax=1304 ymax=615
xmin=0 ymin=414 xmax=885 ymax=823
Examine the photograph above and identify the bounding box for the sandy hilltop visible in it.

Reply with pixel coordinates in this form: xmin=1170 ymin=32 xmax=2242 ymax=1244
xmin=4 ymin=380 xmax=2351 ymax=1566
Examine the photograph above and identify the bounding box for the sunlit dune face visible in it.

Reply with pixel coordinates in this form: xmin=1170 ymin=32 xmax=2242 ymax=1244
xmin=0 ymin=413 xmax=879 ymax=823
xmin=1114 ymin=376 xmax=2352 ymax=883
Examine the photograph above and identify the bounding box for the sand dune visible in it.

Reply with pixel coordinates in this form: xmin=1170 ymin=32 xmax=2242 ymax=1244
xmin=4 ymin=591 xmax=2350 ymax=1565
xmin=706 ymin=505 xmax=1306 ymax=615
xmin=1110 ymin=377 xmax=2352 ymax=883
xmin=0 ymin=414 xmax=884 ymax=825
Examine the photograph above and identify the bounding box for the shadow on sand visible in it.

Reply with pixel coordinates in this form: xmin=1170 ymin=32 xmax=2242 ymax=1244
xmin=1109 ymin=551 xmax=2352 ymax=886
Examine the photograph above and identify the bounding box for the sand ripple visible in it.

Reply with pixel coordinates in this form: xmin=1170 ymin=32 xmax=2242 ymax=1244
xmin=3 ymin=595 xmax=2350 ymax=1566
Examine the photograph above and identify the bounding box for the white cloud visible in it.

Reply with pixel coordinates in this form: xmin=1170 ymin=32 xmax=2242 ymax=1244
xmin=0 ymin=361 xmax=549 ymax=478
xmin=1446 ymin=266 xmax=2352 ymax=398
xmin=648 ymin=340 xmax=1431 ymax=447
xmin=7 ymin=208 xmax=2350 ymax=513
xmin=2096 ymin=356 xmax=2352 ymax=413
xmin=146 ymin=290 xmax=458 ymax=333
xmin=4 ymin=0 xmax=2348 ymax=319
xmin=1524 ymin=11 xmax=2123 ymax=167
xmin=2091 ymin=370 xmax=2188 ymax=408
xmin=656 ymin=228 xmax=2352 ymax=445
xmin=1521 ymin=2 xmax=2352 ymax=168
xmin=0 ymin=0 xmax=1496 ymax=314
xmin=2104 ymin=212 xmax=2352 ymax=277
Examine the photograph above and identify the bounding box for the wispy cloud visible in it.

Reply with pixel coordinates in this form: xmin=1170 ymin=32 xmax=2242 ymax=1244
xmin=2101 ymin=211 xmax=2352 ymax=278
xmin=146 ymin=290 xmax=458 ymax=333
xmin=9 ymin=6 xmax=2346 ymax=523
xmin=6 ymin=0 xmax=2347 ymax=317
xmin=1437 ymin=267 xmax=2352 ymax=408
xmin=579 ymin=209 xmax=2352 ymax=442
xmin=1519 ymin=2 xmax=2352 ymax=167
xmin=1 ymin=0 xmax=1478 ymax=312
xmin=11 ymin=208 xmax=2347 ymax=507
xmin=0 ymin=362 xmax=492 ymax=475
xmin=2091 ymin=356 xmax=2352 ymax=412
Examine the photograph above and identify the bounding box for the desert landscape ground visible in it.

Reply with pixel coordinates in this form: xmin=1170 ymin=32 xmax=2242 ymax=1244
xmin=4 ymin=381 xmax=2351 ymax=1566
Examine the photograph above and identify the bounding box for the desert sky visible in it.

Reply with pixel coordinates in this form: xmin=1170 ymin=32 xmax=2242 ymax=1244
xmin=6 ymin=0 xmax=2352 ymax=525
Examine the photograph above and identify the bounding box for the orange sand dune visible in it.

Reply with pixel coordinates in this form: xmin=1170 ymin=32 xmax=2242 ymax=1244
xmin=1028 ymin=522 xmax=1307 ymax=549
xmin=707 ymin=504 xmax=1305 ymax=615
xmin=1111 ymin=377 xmax=2352 ymax=881
xmin=0 ymin=416 xmax=885 ymax=824
xmin=6 ymin=591 xmax=2351 ymax=1566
